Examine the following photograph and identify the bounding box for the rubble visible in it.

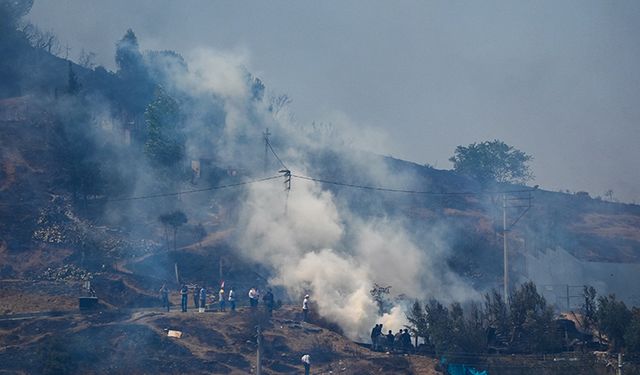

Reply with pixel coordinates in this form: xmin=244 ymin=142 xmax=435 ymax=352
xmin=39 ymin=264 xmax=93 ymax=282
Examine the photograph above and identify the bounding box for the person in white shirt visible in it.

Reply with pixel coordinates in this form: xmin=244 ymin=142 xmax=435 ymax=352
xmin=302 ymin=294 xmax=310 ymax=322
xmin=228 ymin=288 xmax=236 ymax=312
xmin=301 ymin=354 xmax=311 ymax=375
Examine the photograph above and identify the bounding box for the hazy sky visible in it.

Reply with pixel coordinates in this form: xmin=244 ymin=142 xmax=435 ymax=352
xmin=27 ymin=0 xmax=640 ymax=202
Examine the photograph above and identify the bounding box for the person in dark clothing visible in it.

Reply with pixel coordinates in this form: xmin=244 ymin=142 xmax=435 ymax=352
xmin=180 ymin=284 xmax=189 ymax=312
xmin=159 ymin=284 xmax=170 ymax=312
xmin=386 ymin=330 xmax=395 ymax=352
xmin=371 ymin=324 xmax=382 ymax=351
xmin=394 ymin=330 xmax=403 ymax=352
xmin=263 ymin=289 xmax=274 ymax=316
xmin=249 ymin=287 xmax=258 ymax=308
xmin=193 ymin=284 xmax=199 ymax=309
xmin=402 ymin=329 xmax=412 ymax=352
xmin=301 ymin=354 xmax=311 ymax=375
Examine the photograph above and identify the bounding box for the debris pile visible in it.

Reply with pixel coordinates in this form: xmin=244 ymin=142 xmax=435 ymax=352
xmin=32 ymin=197 xmax=83 ymax=244
xmin=39 ymin=264 xmax=93 ymax=282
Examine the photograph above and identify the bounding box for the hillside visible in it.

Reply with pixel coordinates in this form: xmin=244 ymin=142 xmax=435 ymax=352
xmin=0 ymin=307 xmax=440 ymax=374
xmin=2 ymin=6 xmax=640 ymax=373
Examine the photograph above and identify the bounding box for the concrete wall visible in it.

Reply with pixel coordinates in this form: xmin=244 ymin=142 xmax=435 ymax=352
xmin=522 ymin=246 xmax=640 ymax=309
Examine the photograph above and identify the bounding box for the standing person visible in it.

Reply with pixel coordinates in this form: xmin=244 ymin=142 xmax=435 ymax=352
xmin=228 ymin=287 xmax=236 ymax=312
xmin=263 ymin=288 xmax=274 ymax=316
xmin=219 ymin=287 xmax=226 ymax=312
xmin=386 ymin=330 xmax=395 ymax=352
xmin=402 ymin=329 xmax=413 ymax=352
xmin=301 ymin=354 xmax=311 ymax=375
xmin=394 ymin=330 xmax=403 ymax=352
xmin=180 ymin=284 xmax=189 ymax=312
xmin=192 ymin=284 xmax=200 ymax=310
xmin=159 ymin=284 xmax=169 ymax=312
xmin=199 ymin=286 xmax=207 ymax=312
xmin=302 ymin=294 xmax=310 ymax=322
xmin=371 ymin=324 xmax=382 ymax=351
xmin=370 ymin=324 xmax=379 ymax=351
xmin=248 ymin=287 xmax=258 ymax=308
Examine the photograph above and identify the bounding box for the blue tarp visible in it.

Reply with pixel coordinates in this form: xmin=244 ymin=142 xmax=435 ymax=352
xmin=447 ymin=364 xmax=488 ymax=375
xmin=441 ymin=357 xmax=488 ymax=375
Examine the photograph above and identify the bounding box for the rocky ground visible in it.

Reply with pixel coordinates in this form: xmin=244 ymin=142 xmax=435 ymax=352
xmin=0 ymin=305 xmax=439 ymax=374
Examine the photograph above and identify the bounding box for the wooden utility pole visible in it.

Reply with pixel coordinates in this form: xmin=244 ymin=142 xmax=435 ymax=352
xmin=501 ymin=187 xmax=536 ymax=304
xmin=503 ymin=194 xmax=509 ymax=303
xmin=256 ymin=325 xmax=263 ymax=375
xmin=263 ymin=128 xmax=271 ymax=174
xmin=618 ymin=353 xmax=623 ymax=375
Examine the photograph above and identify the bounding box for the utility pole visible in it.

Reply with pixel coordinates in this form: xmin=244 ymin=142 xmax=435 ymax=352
xmin=263 ymin=128 xmax=271 ymax=174
xmin=501 ymin=187 xmax=536 ymax=304
xmin=256 ymin=325 xmax=263 ymax=375
xmin=617 ymin=353 xmax=623 ymax=375
xmin=503 ymin=194 xmax=508 ymax=303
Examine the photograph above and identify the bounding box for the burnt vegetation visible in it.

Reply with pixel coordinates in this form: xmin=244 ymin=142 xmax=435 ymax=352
xmin=0 ymin=1 xmax=640 ymax=374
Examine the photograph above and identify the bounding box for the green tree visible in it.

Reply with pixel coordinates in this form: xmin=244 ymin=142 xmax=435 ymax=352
xmin=406 ymin=300 xmax=429 ymax=347
xmin=425 ymin=299 xmax=453 ymax=354
xmin=625 ymin=308 xmax=640 ymax=353
xmin=582 ymin=285 xmax=597 ymax=331
xmin=449 ymin=140 xmax=533 ymax=185
xmin=144 ymin=88 xmax=185 ymax=169
xmin=484 ymin=289 xmax=510 ymax=347
xmin=114 ymin=29 xmax=155 ymax=113
xmin=159 ymin=210 xmax=188 ymax=251
xmin=448 ymin=302 xmax=487 ymax=355
xmin=115 ymin=28 xmax=143 ymax=76
xmin=509 ymin=282 xmax=561 ymax=353
xmin=597 ymin=294 xmax=631 ymax=351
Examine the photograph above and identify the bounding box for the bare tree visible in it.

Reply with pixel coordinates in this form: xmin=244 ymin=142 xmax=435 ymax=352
xmin=78 ymin=48 xmax=97 ymax=70
xmin=21 ymin=22 xmax=61 ymax=55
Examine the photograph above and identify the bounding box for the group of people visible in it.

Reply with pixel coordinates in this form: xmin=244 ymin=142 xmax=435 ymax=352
xmin=371 ymin=324 xmax=413 ymax=353
xmin=248 ymin=287 xmax=276 ymax=315
xmin=160 ymin=283 xmax=237 ymax=313
xmin=160 ymin=283 xmax=315 ymax=330
xmin=160 ymin=284 xmax=286 ymax=315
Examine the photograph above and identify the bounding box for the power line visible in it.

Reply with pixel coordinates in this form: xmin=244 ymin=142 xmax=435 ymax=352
xmin=292 ymin=174 xmax=537 ymax=196
xmin=265 ymin=139 xmax=288 ymax=171
xmin=104 ymin=175 xmax=282 ymax=202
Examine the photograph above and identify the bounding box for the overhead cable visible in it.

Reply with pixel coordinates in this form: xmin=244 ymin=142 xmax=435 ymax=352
xmin=292 ymin=174 xmax=536 ymax=196
xmin=104 ymin=175 xmax=282 ymax=202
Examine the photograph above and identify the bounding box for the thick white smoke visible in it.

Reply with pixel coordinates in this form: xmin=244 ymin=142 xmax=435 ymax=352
xmin=237 ymin=172 xmax=476 ymax=341
xmin=157 ymin=48 xmax=479 ymax=341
